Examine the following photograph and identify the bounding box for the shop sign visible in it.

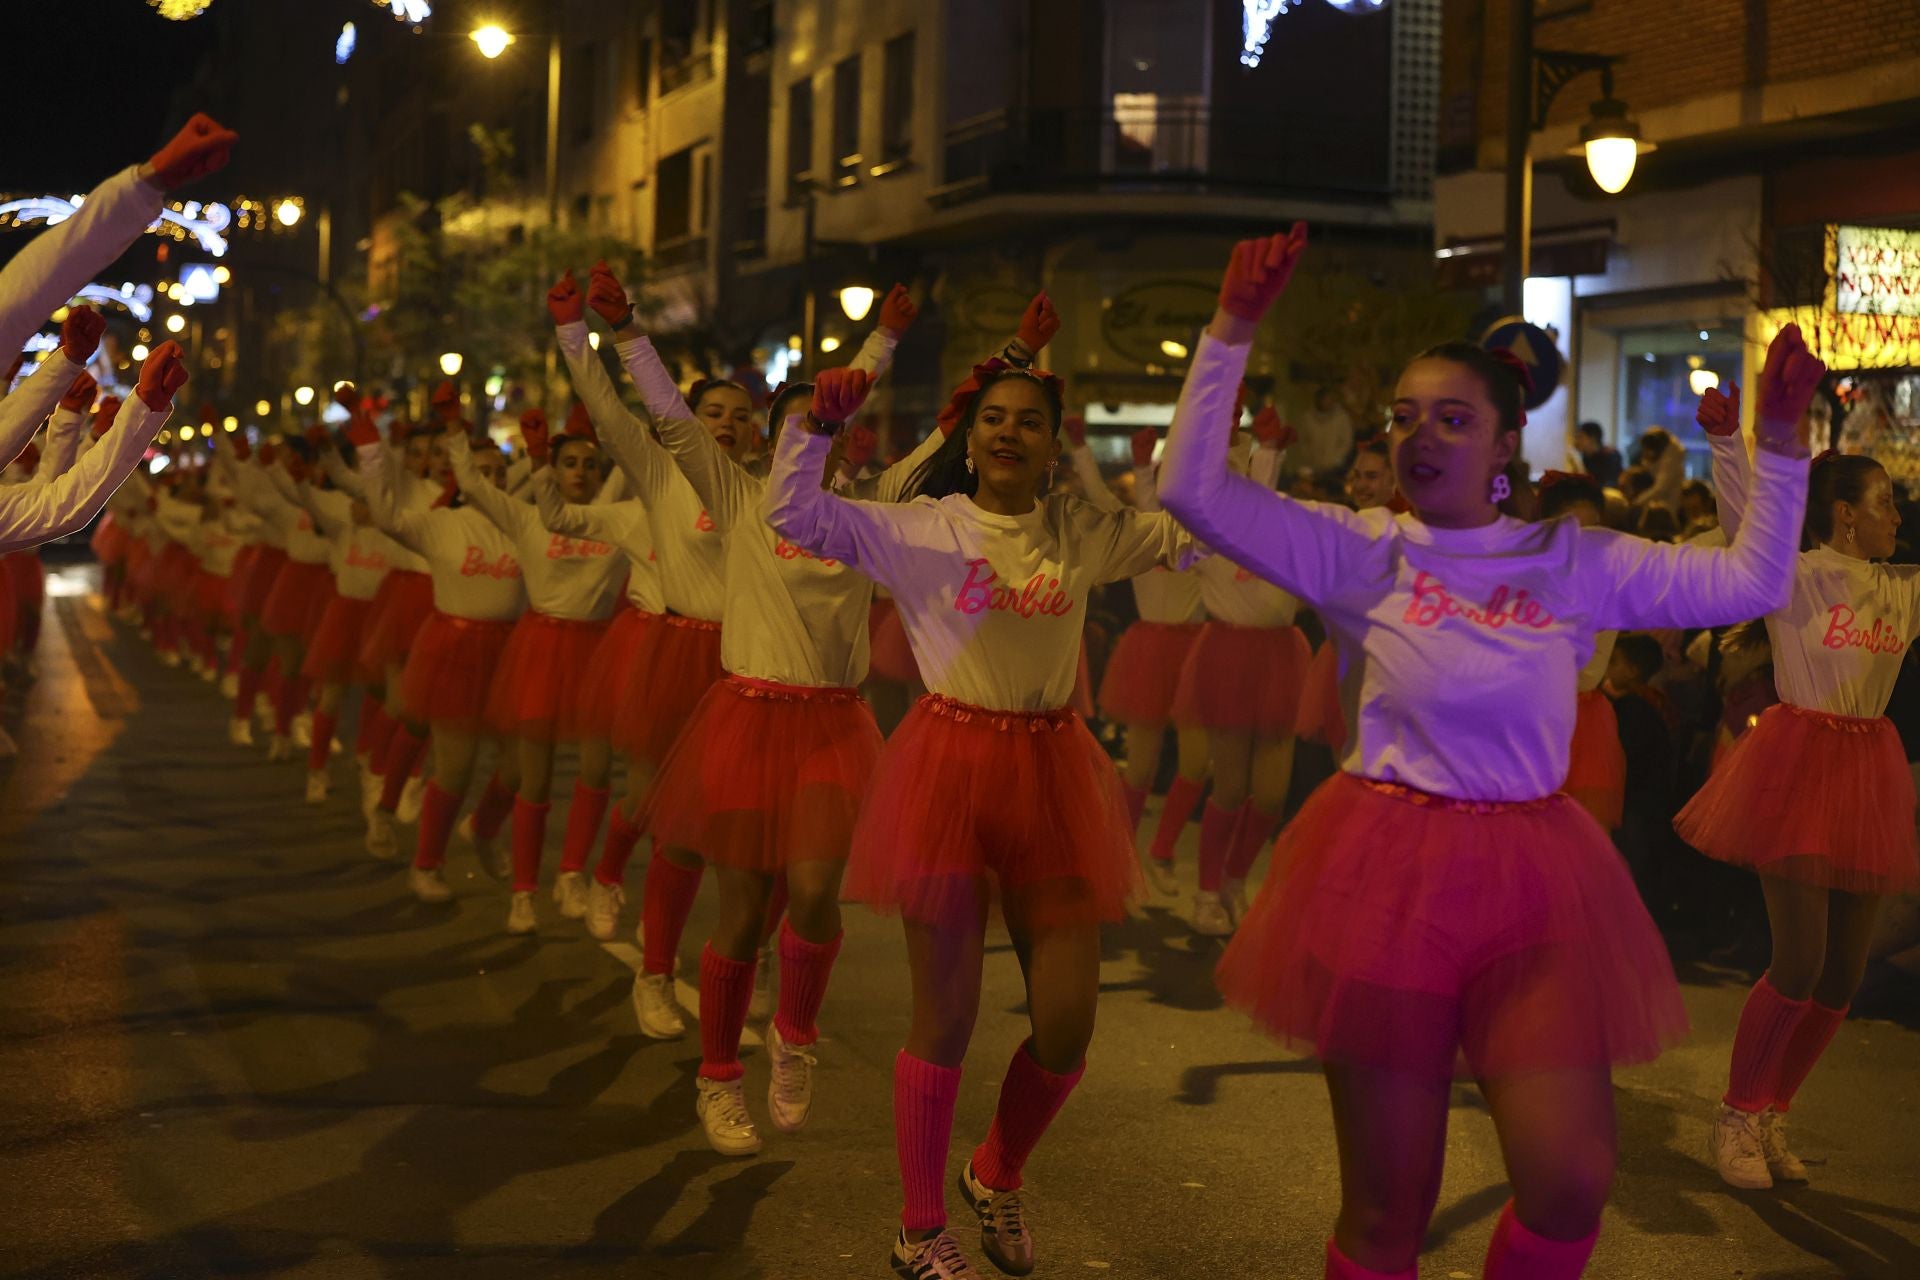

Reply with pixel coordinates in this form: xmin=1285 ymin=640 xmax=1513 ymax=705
xmin=953 ymin=285 xmax=1031 ymax=337
xmin=1835 ymin=226 xmax=1920 ymax=318
xmin=1102 ymin=280 xmax=1217 ymax=366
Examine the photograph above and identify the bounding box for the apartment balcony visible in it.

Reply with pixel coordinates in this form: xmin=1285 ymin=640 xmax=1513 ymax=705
xmin=934 ymin=104 xmax=1391 ymax=208
xmin=654 ymin=232 xmax=710 ymax=274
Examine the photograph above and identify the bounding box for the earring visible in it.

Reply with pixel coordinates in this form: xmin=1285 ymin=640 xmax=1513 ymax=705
xmin=965 ymin=456 xmax=976 ymax=474
xmin=1846 ymin=526 xmax=1857 ymax=545
xmin=1489 ymin=473 xmax=1512 ymax=503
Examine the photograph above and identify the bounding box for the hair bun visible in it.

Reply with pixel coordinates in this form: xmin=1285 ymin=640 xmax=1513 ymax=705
xmin=1483 ymin=345 xmax=1537 ymax=396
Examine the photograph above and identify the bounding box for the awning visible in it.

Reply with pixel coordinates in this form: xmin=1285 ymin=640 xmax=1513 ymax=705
xmin=1435 ymin=222 xmax=1614 ymax=288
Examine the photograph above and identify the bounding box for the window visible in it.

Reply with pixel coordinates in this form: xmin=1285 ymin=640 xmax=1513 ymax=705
xmin=569 ymin=43 xmax=597 ymax=143
xmin=832 ymin=55 xmax=861 ymax=185
xmin=742 ymin=0 xmax=775 ymax=56
xmin=880 ymin=32 xmax=914 ymax=166
xmin=693 ymin=150 xmax=711 ymax=234
xmin=787 ymin=77 xmax=814 ymax=199
xmin=656 ymin=147 xmax=693 ymax=242
xmin=661 ymin=0 xmax=699 ymax=62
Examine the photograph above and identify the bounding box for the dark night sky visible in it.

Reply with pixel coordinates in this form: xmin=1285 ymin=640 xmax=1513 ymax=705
xmin=1 ymin=2 xmax=218 ymax=192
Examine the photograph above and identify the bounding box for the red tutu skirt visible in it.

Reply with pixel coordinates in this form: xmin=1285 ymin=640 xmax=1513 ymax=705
xmin=124 ymin=541 xmax=155 ymax=604
xmin=1561 ymin=689 xmax=1626 ymax=831
xmin=1172 ymin=622 xmax=1312 ymax=735
xmin=1675 ymin=703 xmax=1919 ymax=894
xmin=399 ymin=612 xmax=515 ymax=733
xmin=1217 ymin=772 xmax=1689 ymax=1078
xmin=191 ymin=569 xmax=233 ymax=625
xmin=155 ymin=544 xmax=198 ymax=613
xmin=844 ymin=695 xmax=1142 ymax=930
xmin=616 ymin=613 xmax=725 ymax=763
xmin=7 ymin=552 xmax=45 ymax=611
xmin=91 ymin=513 xmax=129 ymax=566
xmin=1098 ymin=620 xmax=1202 ymax=727
xmin=301 ymin=594 xmax=377 ymax=684
xmin=0 ymin=589 xmax=14 ymax=654
xmin=237 ymin=546 xmax=289 ymax=621
xmin=1295 ymin=639 xmax=1347 ymax=752
xmin=867 ymin=597 xmax=921 ymax=685
xmin=575 ymin=604 xmax=655 ymax=740
xmin=484 ymin=610 xmax=610 ymax=743
xmin=357 ymin=569 xmax=435 ymax=673
xmin=645 ymin=675 xmax=885 ymax=870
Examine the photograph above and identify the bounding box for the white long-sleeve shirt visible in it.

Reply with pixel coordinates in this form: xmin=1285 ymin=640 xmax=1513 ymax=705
xmin=297 ymin=481 xmax=391 ymax=601
xmin=1160 ymin=332 xmax=1807 ymax=801
xmin=764 ymin=426 xmax=1196 ymax=711
xmin=321 ymin=444 xmax=432 ymax=575
xmin=0 ymin=165 xmax=163 ymax=361
xmin=239 ymin=462 xmax=329 ymax=563
xmin=449 ymin=434 xmax=622 ymax=621
xmin=1711 ymin=432 xmax=1920 ymax=718
xmin=0 ymin=351 xmax=88 ymax=474
xmin=0 ymin=395 xmax=170 ymax=554
xmin=360 ymin=445 xmax=525 ymax=622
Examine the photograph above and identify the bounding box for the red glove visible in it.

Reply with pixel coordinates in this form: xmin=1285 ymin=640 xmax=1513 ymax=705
xmin=60 ymin=371 xmax=98 ymax=413
xmin=146 ymin=113 xmax=238 ymax=190
xmin=333 ymin=383 xmax=359 ymax=412
xmin=1063 ymin=414 xmax=1087 ymax=447
xmin=811 ymin=367 xmax=873 ymax=425
xmin=1130 ymin=427 xmax=1158 ymax=468
xmin=430 ymin=380 xmax=461 ymax=422
xmin=878 ymin=283 xmax=918 ymax=335
xmin=1754 ymin=323 xmax=1826 ymax=454
xmin=13 ymin=442 xmax=40 ymax=472
xmin=1016 ymin=292 xmax=1060 ymax=354
xmin=304 ymin=423 xmax=330 ymax=449
xmin=135 ymin=340 xmax=189 ymax=411
xmin=564 ymin=399 xmax=596 ymax=443
xmin=92 ymin=395 xmax=123 ymax=440
xmin=587 ymin=261 xmax=631 ymax=328
xmin=520 ymin=409 xmax=551 ymax=461
xmin=1695 ymin=382 xmax=1741 ymax=438
xmin=257 ymin=441 xmax=277 ymax=466
xmin=285 ymin=454 xmax=310 ymax=483
xmin=1251 ymin=406 xmax=1296 ymax=450
xmin=546 ymin=270 xmax=585 ymax=326
xmin=844 ymin=422 xmax=877 ymax=469
xmin=389 ymin=417 xmax=414 ymax=444
xmin=1219 ymin=223 xmax=1308 ymax=323
xmin=61 ymin=306 xmax=105 ymax=363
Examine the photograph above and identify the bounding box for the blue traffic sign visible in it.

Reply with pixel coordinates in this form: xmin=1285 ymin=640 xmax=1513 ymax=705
xmin=1480 ymin=317 xmax=1564 ymax=411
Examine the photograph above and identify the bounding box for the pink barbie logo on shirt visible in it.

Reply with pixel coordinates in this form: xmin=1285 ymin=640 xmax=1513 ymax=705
xmin=544 ymin=533 xmax=614 ymax=560
xmin=346 ymin=544 xmax=389 ymax=571
xmin=1402 ymin=570 xmax=1555 ymax=632
xmin=695 ymin=510 xmax=717 ymax=533
xmin=1823 ymin=603 xmax=1905 ymax=654
xmin=953 ymin=558 xmax=1075 ymax=619
xmin=773 ymin=538 xmax=838 ymax=566
xmin=459 ymin=547 xmax=520 ymax=580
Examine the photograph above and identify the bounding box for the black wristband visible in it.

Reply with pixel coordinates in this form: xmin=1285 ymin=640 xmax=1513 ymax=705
xmin=1002 ymin=341 xmax=1034 ymax=369
xmin=807 ymin=414 xmax=842 ymax=437
xmin=612 ymin=306 xmax=635 ymax=331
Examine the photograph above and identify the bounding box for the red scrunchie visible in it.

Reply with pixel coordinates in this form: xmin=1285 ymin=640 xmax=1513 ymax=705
xmin=1812 ymin=449 xmax=1840 ymax=468
xmin=1482 ymin=345 xmax=1533 ymax=427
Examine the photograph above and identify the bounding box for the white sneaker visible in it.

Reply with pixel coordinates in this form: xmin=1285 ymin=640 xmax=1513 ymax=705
xmin=749 ymin=942 xmax=774 ymax=1022
xmin=253 ymin=693 xmax=274 ymax=731
xmin=1222 ymin=876 xmax=1251 ymax=921
xmin=586 ymin=880 xmax=625 ymax=940
xmin=195 ymin=658 xmax=216 ymax=682
xmin=506 ymin=890 xmax=537 ymax=935
xmin=267 ymin=734 xmax=294 ymax=763
xmin=1709 ymin=1104 xmax=1774 ymax=1189
xmin=633 ymin=972 xmax=687 ymax=1039
xmin=1191 ymin=891 xmax=1234 ymax=937
xmin=365 ymin=810 xmax=398 ymax=861
xmin=220 ymin=671 xmax=239 ymax=698
xmin=396 ymin=774 xmax=425 ymax=824
xmin=227 ymin=716 xmax=255 ymax=747
xmin=304 ymin=770 xmax=330 ymax=805
xmin=291 ymin=711 xmax=313 ymax=748
xmin=409 ymin=866 xmax=453 ymax=903
xmin=960 ymin=1159 xmax=1036 ymax=1277
xmin=159 ymin=648 xmax=182 ymax=668
xmin=554 ymin=870 xmax=590 ymax=919
xmin=892 ymin=1228 xmax=980 ymax=1279
xmin=1143 ymin=857 xmax=1179 ymax=897
xmin=766 ymin=1021 xmax=818 ymax=1134
xmin=695 ymin=1075 xmax=763 ymax=1156
xmin=1758 ymin=1108 xmax=1809 ymax=1183
xmin=460 ymin=814 xmax=511 ymax=881
xmin=358 ymin=762 xmax=381 ymax=822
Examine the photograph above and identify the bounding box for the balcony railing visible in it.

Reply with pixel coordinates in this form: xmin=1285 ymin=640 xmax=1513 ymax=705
xmin=937 ymin=105 xmax=1390 ymax=204
xmin=654 ymin=232 xmax=710 ymax=273
xmin=660 ymin=48 xmax=714 ymax=96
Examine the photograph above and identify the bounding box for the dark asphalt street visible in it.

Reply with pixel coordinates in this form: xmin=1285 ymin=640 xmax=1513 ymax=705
xmin=3 ymin=571 xmax=1917 ymax=1279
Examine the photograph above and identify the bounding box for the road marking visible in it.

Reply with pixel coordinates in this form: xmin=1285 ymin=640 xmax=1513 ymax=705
xmin=599 ymin=941 xmax=762 ymax=1047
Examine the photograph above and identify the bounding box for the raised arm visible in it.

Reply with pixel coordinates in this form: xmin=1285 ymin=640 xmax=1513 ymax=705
xmin=1697 ymin=382 xmax=1751 ymax=540
xmin=548 ymin=273 xmax=672 ymax=499
xmin=651 ymin=406 xmax=755 ymax=528
xmin=530 ymin=467 xmax=641 ymax=550
xmin=1083 ymin=502 xmax=1196 ymax=582
xmin=1061 ymin=416 xmax=1122 ymax=513
xmin=0 ymin=308 xmax=101 ymax=468
xmin=34 ymin=384 xmax=90 ymax=484
xmin=762 ymin=410 xmax=915 ymax=586
xmin=447 ymin=432 xmax=532 ymax=537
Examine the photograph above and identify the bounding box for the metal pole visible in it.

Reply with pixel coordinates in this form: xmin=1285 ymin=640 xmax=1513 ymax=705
xmin=1501 ymin=0 xmax=1534 ymax=319
xmin=546 ymin=32 xmax=562 ymax=228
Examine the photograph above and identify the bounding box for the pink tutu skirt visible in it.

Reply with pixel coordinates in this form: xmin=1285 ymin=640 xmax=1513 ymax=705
xmin=1295 ymin=639 xmax=1347 ymax=752
xmin=616 ymin=613 xmax=724 ymax=764
xmin=357 ymin=569 xmax=434 ymax=672
xmin=400 ymin=612 xmax=515 ymax=733
xmin=1561 ymin=689 xmax=1626 ymax=831
xmin=867 ymin=598 xmax=921 ymax=685
xmin=1098 ymin=621 xmax=1202 ymax=727
xmin=645 ymin=675 xmax=885 ymax=871
xmin=1173 ymin=622 xmax=1312 ymax=735
xmin=844 ymin=694 xmax=1142 ymax=930
xmin=301 ymin=594 xmax=376 ymax=684
xmin=91 ymin=513 xmax=129 ymax=566
xmin=262 ymin=557 xmax=332 ymax=638
xmin=1675 ymin=703 xmax=1918 ymax=894
xmin=1217 ymin=772 xmax=1689 ymax=1078
xmin=575 ymin=604 xmax=655 ymax=740
xmin=235 ymin=546 xmax=286 ymax=620
xmin=485 ymin=610 xmax=610 ymax=743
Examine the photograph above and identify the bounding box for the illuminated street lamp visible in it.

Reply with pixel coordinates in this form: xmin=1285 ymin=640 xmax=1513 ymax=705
xmin=838 ymin=285 xmax=876 ymax=323
xmin=471 ymin=22 xmax=561 ymax=227
xmin=440 ymin=352 xmax=464 ymax=377
xmin=164 ymin=314 xmax=186 ymax=334
xmin=223 ymin=415 xmax=240 ymax=432
xmin=254 ymin=399 xmax=271 ymax=417
xmin=131 ymin=343 xmax=150 ymax=361
xmin=275 ymin=198 xmax=304 ymax=228
xmin=470 ymin=23 xmax=514 ymax=58
xmin=294 ymin=385 xmax=316 ymax=407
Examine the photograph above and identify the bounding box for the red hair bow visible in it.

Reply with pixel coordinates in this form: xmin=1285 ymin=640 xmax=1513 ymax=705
xmin=1812 ymin=449 xmax=1840 ymax=467
xmin=1538 ymin=469 xmax=1578 ymax=492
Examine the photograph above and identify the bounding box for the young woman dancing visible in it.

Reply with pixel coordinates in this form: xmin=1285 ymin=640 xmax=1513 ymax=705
xmin=766 ymin=357 xmax=1193 ymax=1280
xmin=356 ymin=414 xmax=526 ymax=899
xmin=1677 ymin=384 xmax=1920 ymax=1189
xmin=1161 ymin=226 xmax=1821 ymax=1280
